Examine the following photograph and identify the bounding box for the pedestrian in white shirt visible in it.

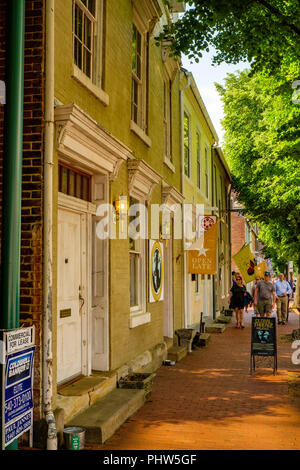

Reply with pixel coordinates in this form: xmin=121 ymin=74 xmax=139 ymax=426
xmin=274 ymin=273 xmax=292 ymax=325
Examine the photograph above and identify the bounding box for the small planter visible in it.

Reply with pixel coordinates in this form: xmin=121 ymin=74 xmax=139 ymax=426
xmin=175 ymin=328 xmax=197 ymax=353
xmin=118 ymin=372 xmax=156 ymax=400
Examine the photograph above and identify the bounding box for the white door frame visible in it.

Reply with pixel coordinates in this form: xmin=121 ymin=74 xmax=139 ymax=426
xmin=58 ymin=192 xmax=96 ymax=378
xmin=163 ymin=237 xmax=174 ymax=338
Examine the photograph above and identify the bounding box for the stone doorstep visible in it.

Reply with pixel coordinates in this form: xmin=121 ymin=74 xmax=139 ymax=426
xmin=215 ymin=315 xmax=232 ymax=324
xmin=167 ymin=345 xmax=187 ymax=362
xmin=67 ymin=388 xmax=146 ymax=444
xmin=57 ymin=372 xmax=117 ymax=423
xmin=205 ymin=323 xmax=226 ymax=334
xmin=198 ymin=333 xmax=211 ymax=347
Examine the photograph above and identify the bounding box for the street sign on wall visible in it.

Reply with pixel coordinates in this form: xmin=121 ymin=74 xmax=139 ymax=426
xmin=1 ymin=327 xmax=35 ymax=448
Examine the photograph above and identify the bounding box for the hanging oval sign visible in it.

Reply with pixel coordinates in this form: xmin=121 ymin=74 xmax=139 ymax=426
xmin=150 ymin=241 xmax=163 ymax=302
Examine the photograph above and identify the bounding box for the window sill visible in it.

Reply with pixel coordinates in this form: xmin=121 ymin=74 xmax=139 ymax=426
xmin=130 ymin=120 xmax=152 ymax=147
xmin=184 ymin=174 xmax=193 ymax=185
xmin=72 ymin=65 xmax=109 ymax=107
xmin=196 ymin=187 xmax=209 ymax=202
xmin=163 ymin=156 xmax=175 ymax=173
xmin=129 ymin=311 xmax=151 ymax=329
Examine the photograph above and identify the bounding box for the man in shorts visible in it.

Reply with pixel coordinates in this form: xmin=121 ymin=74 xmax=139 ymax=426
xmin=254 ymin=272 xmax=276 ymax=317
xmin=251 ymin=276 xmax=261 ymax=315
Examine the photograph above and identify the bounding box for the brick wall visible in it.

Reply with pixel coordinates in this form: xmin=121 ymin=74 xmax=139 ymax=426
xmin=0 ymin=0 xmax=45 ymax=421
xmin=231 ymin=211 xmax=245 ymax=273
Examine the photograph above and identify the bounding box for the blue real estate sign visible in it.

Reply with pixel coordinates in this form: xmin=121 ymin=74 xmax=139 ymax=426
xmin=2 ymin=328 xmax=35 ymax=448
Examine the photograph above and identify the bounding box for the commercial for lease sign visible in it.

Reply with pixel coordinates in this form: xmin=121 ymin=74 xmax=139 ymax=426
xmin=2 ymin=327 xmax=35 ymax=448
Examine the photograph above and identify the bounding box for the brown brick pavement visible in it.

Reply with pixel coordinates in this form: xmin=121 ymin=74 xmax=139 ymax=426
xmin=88 ymin=309 xmax=300 ymax=451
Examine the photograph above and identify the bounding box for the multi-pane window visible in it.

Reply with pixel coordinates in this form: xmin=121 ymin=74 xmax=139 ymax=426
xmin=205 ymin=147 xmax=209 ymax=198
xmin=213 ymin=164 xmax=217 ymax=206
xmin=196 ymin=132 xmax=201 ymax=189
xmin=72 ymin=0 xmax=105 ymax=89
xmin=59 ymin=163 xmax=91 ymax=202
xmin=73 ymin=0 xmax=96 ymax=79
xmin=131 ymin=24 xmax=148 ymax=130
xmin=164 ymin=79 xmax=172 ymax=160
xmin=184 ymin=112 xmax=190 ymax=177
xmin=129 ymin=197 xmax=145 ymax=310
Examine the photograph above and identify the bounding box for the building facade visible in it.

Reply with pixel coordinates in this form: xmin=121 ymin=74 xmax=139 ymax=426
xmin=180 ymin=70 xmax=231 ymax=326
xmin=0 ymin=0 xmax=233 ymax=448
xmin=52 ymin=0 xmax=186 ymax=424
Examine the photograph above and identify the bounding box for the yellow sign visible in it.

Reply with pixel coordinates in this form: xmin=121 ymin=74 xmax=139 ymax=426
xmin=254 ymin=261 xmax=266 ymax=278
xmin=233 ymin=244 xmax=256 ymax=283
xmin=188 ymin=216 xmax=218 ymax=275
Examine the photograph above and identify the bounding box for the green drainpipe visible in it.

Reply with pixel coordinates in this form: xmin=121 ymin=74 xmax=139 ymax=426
xmin=0 ymin=0 xmax=26 ymax=450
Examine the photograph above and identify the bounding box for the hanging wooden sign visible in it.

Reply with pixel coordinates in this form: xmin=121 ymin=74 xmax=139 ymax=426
xmin=188 ymin=216 xmax=218 ymax=275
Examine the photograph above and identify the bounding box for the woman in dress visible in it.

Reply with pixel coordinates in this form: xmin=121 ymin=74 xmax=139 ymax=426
xmin=229 ymin=274 xmax=247 ymax=328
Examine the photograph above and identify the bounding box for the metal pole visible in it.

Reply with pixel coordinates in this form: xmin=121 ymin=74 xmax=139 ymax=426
xmin=0 ymin=0 xmax=26 ymax=450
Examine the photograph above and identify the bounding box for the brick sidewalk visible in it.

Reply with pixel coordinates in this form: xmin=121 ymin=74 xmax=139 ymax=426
xmin=89 ymin=310 xmax=300 ymax=451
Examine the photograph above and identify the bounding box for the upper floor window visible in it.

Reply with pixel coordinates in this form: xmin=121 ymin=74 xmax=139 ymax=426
xmin=73 ymin=0 xmax=105 ymax=88
xmin=213 ymin=164 xmax=217 ymax=206
xmin=184 ymin=112 xmax=190 ymax=178
xmin=131 ymin=23 xmax=148 ymax=131
xmin=164 ymin=78 xmax=172 ymax=160
xmin=196 ymin=132 xmax=201 ymax=189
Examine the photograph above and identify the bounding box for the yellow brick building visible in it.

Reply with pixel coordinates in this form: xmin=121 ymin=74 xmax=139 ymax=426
xmin=180 ymin=69 xmax=231 ymax=326
xmin=51 ymin=0 xmax=185 ymax=421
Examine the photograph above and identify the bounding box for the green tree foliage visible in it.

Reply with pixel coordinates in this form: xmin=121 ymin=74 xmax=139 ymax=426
xmin=216 ymin=69 xmax=300 ymax=270
xmin=160 ymin=0 xmax=300 ymax=72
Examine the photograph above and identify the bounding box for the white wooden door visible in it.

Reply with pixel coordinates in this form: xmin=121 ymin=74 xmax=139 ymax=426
xmin=57 ymin=209 xmax=83 ymax=383
xmin=92 ymin=175 xmax=109 ymax=370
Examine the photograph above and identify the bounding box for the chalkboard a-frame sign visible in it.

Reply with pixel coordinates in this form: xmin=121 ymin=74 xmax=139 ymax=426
xmin=250 ymin=316 xmax=277 ymax=375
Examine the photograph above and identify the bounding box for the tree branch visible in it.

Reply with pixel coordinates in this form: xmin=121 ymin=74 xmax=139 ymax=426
xmin=255 ymin=0 xmax=300 ymax=36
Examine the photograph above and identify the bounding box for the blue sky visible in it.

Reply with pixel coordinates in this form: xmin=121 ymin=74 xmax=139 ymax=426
xmin=181 ymin=50 xmax=249 ymax=144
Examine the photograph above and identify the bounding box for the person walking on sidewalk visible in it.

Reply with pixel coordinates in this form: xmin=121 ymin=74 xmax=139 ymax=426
xmin=251 ymin=277 xmax=261 ymax=315
xmin=275 ymin=273 xmax=292 ymax=325
xmin=229 ymin=274 xmax=246 ymax=329
xmin=254 ymin=272 xmax=276 ymax=317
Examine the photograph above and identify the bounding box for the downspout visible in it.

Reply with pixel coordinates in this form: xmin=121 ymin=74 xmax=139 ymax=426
xmin=180 ymin=71 xmax=191 ymax=328
xmin=0 ymin=0 xmax=26 ymax=450
xmin=43 ymin=0 xmax=57 ymax=450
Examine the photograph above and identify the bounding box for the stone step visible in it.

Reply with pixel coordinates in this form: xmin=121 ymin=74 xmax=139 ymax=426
xmin=205 ymin=323 xmax=226 ymax=334
xmin=215 ymin=315 xmax=232 ymax=324
xmin=167 ymin=345 xmax=187 ymax=362
xmin=67 ymin=388 xmax=145 ymax=444
xmin=57 ymin=372 xmax=117 ymax=423
xmin=198 ymin=333 xmax=211 ymax=347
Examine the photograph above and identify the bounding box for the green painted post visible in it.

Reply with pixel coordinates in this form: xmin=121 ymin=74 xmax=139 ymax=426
xmin=0 ymin=0 xmax=26 ymax=450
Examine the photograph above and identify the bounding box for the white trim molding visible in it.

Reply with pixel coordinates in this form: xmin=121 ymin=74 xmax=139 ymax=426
xmin=58 ymin=192 xmax=97 ymax=215
xmin=72 ymin=65 xmax=109 ymax=107
xmin=133 ymin=0 xmax=162 ymax=34
xmin=55 ymin=103 xmax=131 ymax=180
xmin=128 ymin=158 xmax=161 ymax=202
xmin=162 ymin=184 xmax=184 ymax=207
xmin=129 ymin=311 xmax=151 ymax=329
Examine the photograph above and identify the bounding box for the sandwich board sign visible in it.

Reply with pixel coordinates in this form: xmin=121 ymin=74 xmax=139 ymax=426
xmin=250 ymin=317 xmax=277 ymax=375
xmin=1 ymin=327 xmax=35 ymax=448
